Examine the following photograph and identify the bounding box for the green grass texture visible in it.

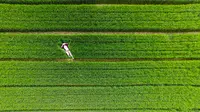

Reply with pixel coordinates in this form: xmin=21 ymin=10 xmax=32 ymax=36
xmin=1 ymin=4 xmax=200 ymax=32
xmin=0 ymin=61 xmax=200 ymax=86
xmin=1 ymin=33 xmax=200 ymax=59
xmin=1 ymin=0 xmax=200 ymax=4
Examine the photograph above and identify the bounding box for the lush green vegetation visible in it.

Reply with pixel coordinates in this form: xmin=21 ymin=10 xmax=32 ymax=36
xmin=1 ymin=0 xmax=200 ymax=4
xmin=0 ymin=61 xmax=200 ymax=86
xmin=0 ymin=85 xmax=199 ymax=110
xmin=1 ymin=0 xmax=199 ymax=111
xmin=0 ymin=33 xmax=67 ymax=59
xmin=1 ymin=4 xmax=200 ymax=32
xmin=0 ymin=0 xmax=95 ymax=4
xmin=2 ymin=33 xmax=200 ymax=59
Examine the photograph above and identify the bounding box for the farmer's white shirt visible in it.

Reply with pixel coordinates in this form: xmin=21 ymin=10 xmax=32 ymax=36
xmin=64 ymin=45 xmax=69 ymax=51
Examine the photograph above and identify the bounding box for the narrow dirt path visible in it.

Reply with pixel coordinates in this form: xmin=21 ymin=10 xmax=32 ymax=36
xmin=3 ymin=31 xmax=200 ymax=34
xmin=1 ymin=58 xmax=200 ymax=62
xmin=0 ymin=84 xmax=198 ymax=87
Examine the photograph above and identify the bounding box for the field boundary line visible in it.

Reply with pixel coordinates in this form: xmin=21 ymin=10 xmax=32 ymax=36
xmin=1 ymin=58 xmax=200 ymax=62
xmin=0 ymin=1 xmax=200 ymax=6
xmin=0 ymin=84 xmax=199 ymax=88
xmin=2 ymin=31 xmax=200 ymax=34
xmin=75 ymin=58 xmax=200 ymax=62
xmin=0 ymin=108 xmax=181 ymax=111
xmin=0 ymin=58 xmax=73 ymax=62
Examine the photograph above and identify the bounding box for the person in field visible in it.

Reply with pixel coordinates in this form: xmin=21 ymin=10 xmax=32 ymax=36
xmin=61 ymin=43 xmax=73 ymax=59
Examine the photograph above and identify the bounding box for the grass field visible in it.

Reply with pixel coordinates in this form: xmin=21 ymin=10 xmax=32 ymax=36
xmin=2 ymin=33 xmax=200 ymax=59
xmin=1 ymin=4 xmax=200 ymax=32
xmin=1 ymin=61 xmax=200 ymax=111
xmin=1 ymin=61 xmax=200 ymax=86
xmin=1 ymin=1 xmax=200 ymax=111
xmin=1 ymin=86 xmax=199 ymax=111
xmin=1 ymin=0 xmax=200 ymax=4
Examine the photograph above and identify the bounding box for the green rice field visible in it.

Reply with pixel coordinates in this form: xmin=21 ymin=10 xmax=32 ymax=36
xmin=1 ymin=0 xmax=200 ymax=4
xmin=2 ymin=33 xmax=200 ymax=59
xmin=1 ymin=61 xmax=200 ymax=86
xmin=1 ymin=0 xmax=200 ymax=111
xmin=1 ymin=4 xmax=200 ymax=32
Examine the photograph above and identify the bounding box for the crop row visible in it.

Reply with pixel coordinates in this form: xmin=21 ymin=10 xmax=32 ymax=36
xmin=1 ymin=4 xmax=200 ymax=32
xmin=0 ymin=85 xmax=199 ymax=110
xmin=0 ymin=61 xmax=200 ymax=86
xmin=2 ymin=33 xmax=200 ymax=59
xmin=1 ymin=0 xmax=200 ymax=4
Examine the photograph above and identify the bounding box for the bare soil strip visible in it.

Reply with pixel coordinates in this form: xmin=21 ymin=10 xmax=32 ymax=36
xmin=1 ymin=58 xmax=200 ymax=62
xmin=3 ymin=31 xmax=200 ymax=35
xmin=75 ymin=58 xmax=200 ymax=62
xmin=1 ymin=108 xmax=180 ymax=112
xmin=0 ymin=84 xmax=198 ymax=88
xmin=0 ymin=58 xmax=73 ymax=62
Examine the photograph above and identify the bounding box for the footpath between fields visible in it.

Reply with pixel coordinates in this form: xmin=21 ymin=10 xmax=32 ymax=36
xmin=5 ymin=31 xmax=200 ymax=35
xmin=2 ymin=58 xmax=200 ymax=62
